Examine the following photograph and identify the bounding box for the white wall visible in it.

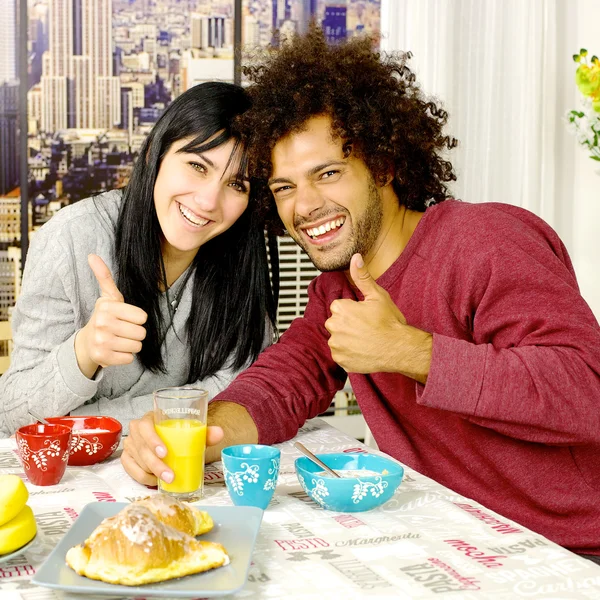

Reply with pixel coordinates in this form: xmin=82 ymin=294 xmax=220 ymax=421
xmin=380 ymin=0 xmax=600 ymax=318
xmin=561 ymin=0 xmax=600 ymax=318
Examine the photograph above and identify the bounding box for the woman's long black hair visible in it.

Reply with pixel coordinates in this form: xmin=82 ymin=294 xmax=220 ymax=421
xmin=114 ymin=82 xmax=277 ymax=381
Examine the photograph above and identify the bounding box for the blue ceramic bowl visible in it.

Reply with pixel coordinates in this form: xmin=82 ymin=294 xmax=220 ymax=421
xmin=295 ymin=452 xmax=404 ymax=512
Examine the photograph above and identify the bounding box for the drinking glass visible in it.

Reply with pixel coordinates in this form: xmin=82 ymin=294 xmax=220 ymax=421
xmin=153 ymin=387 xmax=209 ymax=502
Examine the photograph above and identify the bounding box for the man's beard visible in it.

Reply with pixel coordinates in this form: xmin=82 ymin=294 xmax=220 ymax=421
xmin=292 ymin=178 xmax=383 ymax=272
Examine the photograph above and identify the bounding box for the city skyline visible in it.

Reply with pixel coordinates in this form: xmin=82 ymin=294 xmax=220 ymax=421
xmin=0 ymin=0 xmax=380 ymax=325
xmin=24 ymin=0 xmax=380 ymax=211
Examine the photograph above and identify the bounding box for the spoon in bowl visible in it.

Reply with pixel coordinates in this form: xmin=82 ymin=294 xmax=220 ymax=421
xmin=294 ymin=442 xmax=341 ymax=478
xmin=28 ymin=409 xmax=50 ymax=426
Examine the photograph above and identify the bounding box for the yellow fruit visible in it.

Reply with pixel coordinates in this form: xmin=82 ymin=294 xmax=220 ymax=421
xmin=0 ymin=475 xmax=29 ymax=527
xmin=0 ymin=505 xmax=37 ymax=555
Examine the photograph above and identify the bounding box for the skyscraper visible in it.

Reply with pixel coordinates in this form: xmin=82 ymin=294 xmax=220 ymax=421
xmin=191 ymin=14 xmax=206 ymax=49
xmin=41 ymin=0 xmax=120 ymax=132
xmin=0 ymin=0 xmax=19 ymax=195
xmin=323 ymin=4 xmax=347 ymax=43
xmin=0 ymin=0 xmax=17 ymax=83
xmin=120 ymin=87 xmax=133 ymax=140
xmin=29 ymin=4 xmax=50 ymax=87
xmin=83 ymin=0 xmax=120 ymax=128
xmin=244 ymin=14 xmax=260 ymax=47
xmin=272 ymin=0 xmax=292 ymax=26
xmin=208 ymin=16 xmax=227 ymax=49
xmin=291 ymin=0 xmax=318 ymax=34
xmin=41 ymin=0 xmax=72 ymax=130
xmin=0 ymin=83 xmax=19 ymax=195
xmin=270 ymin=0 xmax=293 ymax=44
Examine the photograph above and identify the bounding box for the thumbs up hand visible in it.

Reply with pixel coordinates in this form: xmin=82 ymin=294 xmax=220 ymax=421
xmin=324 ymin=254 xmax=432 ymax=382
xmin=88 ymin=253 xmax=125 ymax=302
xmin=74 ymin=255 xmax=148 ymax=379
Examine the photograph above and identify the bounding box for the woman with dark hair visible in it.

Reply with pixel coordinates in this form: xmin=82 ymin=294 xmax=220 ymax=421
xmin=0 ymin=82 xmax=277 ymax=438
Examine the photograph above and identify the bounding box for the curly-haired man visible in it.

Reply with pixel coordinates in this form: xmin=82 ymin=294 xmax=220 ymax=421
xmin=124 ymin=28 xmax=600 ymax=562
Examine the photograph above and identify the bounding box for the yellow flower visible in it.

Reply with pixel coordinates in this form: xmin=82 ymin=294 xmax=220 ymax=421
xmin=574 ymin=50 xmax=600 ymax=112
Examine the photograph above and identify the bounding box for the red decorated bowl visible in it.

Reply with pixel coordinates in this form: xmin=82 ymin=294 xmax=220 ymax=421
xmin=45 ymin=416 xmax=122 ymax=466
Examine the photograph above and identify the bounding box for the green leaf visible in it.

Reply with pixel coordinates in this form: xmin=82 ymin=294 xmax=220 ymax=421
xmin=590 ymin=155 xmax=600 ymax=161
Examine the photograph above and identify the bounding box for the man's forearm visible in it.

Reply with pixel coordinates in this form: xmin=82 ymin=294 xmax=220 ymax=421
xmin=395 ymin=326 xmax=433 ymax=385
xmin=205 ymin=401 xmax=259 ymax=463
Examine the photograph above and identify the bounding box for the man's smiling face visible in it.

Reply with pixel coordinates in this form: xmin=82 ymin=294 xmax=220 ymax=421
xmin=268 ymin=115 xmax=384 ymax=272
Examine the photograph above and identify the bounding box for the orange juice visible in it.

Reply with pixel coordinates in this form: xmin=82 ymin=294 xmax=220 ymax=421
xmin=155 ymin=418 xmax=206 ymax=494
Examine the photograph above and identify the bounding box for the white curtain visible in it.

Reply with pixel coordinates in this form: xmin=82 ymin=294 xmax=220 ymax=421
xmin=380 ymin=0 xmax=600 ymax=317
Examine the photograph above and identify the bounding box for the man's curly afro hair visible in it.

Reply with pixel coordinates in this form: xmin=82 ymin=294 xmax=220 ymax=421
xmin=236 ymin=25 xmax=457 ymax=228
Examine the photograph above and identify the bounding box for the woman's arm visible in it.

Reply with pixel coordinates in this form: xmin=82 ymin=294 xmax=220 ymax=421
xmin=0 ymin=230 xmax=99 ymax=437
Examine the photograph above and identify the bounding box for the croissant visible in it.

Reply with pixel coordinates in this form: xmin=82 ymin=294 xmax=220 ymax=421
xmin=65 ymin=498 xmax=228 ymax=586
xmin=133 ymin=494 xmax=214 ymax=536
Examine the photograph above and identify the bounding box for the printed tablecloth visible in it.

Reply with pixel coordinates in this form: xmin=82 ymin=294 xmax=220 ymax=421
xmin=0 ymin=418 xmax=599 ymax=600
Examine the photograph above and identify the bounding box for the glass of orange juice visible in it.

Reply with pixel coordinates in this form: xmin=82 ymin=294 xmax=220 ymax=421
xmin=153 ymin=387 xmax=209 ymax=502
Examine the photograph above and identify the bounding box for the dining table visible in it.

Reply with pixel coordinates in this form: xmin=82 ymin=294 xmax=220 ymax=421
xmin=1 ymin=417 xmax=599 ymax=600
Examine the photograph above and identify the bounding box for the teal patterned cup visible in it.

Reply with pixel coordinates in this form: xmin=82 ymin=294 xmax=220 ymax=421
xmin=221 ymin=444 xmax=281 ymax=510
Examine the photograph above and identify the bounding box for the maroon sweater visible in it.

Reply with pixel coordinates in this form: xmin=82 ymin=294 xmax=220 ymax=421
xmin=215 ymin=200 xmax=600 ymax=554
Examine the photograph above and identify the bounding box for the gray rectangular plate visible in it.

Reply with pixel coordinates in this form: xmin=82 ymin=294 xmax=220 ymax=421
xmin=32 ymin=502 xmax=263 ymax=597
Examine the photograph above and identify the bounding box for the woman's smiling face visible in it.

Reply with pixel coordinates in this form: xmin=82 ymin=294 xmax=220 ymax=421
xmin=153 ymin=135 xmax=250 ymax=264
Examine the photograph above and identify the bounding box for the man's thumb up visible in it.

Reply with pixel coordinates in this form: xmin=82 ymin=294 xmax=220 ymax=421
xmin=88 ymin=254 xmax=124 ymax=302
xmin=348 ymin=253 xmax=382 ymax=300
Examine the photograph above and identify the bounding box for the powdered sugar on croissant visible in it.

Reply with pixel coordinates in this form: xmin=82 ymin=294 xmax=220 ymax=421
xmin=133 ymin=494 xmax=214 ymax=536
